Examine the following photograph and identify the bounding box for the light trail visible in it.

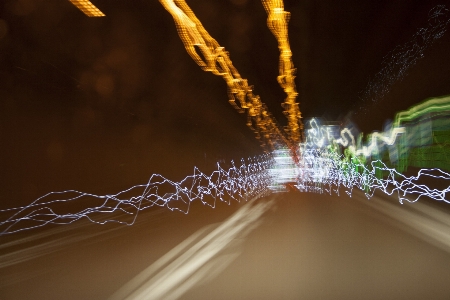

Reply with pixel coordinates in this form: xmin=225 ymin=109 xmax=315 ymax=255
xmin=292 ymin=148 xmax=450 ymax=205
xmin=2 ymin=2 xmax=450 ymax=239
xmin=262 ymin=0 xmax=303 ymax=142
xmin=3 ymin=96 xmax=450 ymax=236
xmin=109 ymin=195 xmax=274 ymax=300
xmin=271 ymin=94 xmax=450 ymax=201
xmin=353 ymin=190 xmax=450 ymax=255
xmin=303 ymin=95 xmax=450 ymax=173
xmin=3 ymin=107 xmax=450 ymax=236
xmin=394 ymin=95 xmax=450 ymax=127
xmin=0 ymin=156 xmax=273 ymax=236
xmin=2 ymin=141 xmax=448 ymax=236
xmin=68 ymin=0 xmax=105 ymax=17
xmin=159 ymin=0 xmax=302 ymax=150
xmin=358 ymin=5 xmax=450 ymax=112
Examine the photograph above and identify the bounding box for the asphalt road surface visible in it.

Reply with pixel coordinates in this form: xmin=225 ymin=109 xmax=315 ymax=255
xmin=1 ymin=190 xmax=450 ymax=300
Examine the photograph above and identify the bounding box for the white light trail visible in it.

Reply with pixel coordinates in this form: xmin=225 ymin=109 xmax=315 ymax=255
xmin=0 ymin=156 xmax=273 ymax=235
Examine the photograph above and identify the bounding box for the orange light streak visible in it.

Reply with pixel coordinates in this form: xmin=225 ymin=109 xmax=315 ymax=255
xmin=159 ymin=0 xmax=296 ymax=151
xmin=68 ymin=0 xmax=105 ymax=17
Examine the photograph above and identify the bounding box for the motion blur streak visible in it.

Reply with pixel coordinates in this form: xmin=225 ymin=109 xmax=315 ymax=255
xmin=3 ymin=93 xmax=450 ymax=235
xmin=0 ymin=209 xmax=155 ymax=271
xmin=293 ymin=149 xmax=450 ymax=204
xmin=262 ymin=0 xmax=303 ymax=142
xmin=0 ymin=156 xmax=272 ymax=235
xmin=359 ymin=5 xmax=450 ymax=110
xmin=272 ymin=94 xmax=450 ymax=202
xmin=159 ymin=0 xmax=301 ymax=150
xmin=109 ymin=196 xmax=274 ymax=300
xmin=68 ymin=0 xmax=105 ymax=17
xmin=354 ymin=191 xmax=450 ymax=254
xmin=305 ymin=95 xmax=450 ymax=167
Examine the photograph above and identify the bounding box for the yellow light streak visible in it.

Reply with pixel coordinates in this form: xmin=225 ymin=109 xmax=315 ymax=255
xmin=159 ymin=0 xmax=298 ymax=151
xmin=68 ymin=0 xmax=105 ymax=17
xmin=262 ymin=0 xmax=303 ymax=143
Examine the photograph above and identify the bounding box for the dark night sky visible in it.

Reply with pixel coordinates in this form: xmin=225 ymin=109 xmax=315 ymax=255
xmin=1 ymin=0 xmax=450 ymax=208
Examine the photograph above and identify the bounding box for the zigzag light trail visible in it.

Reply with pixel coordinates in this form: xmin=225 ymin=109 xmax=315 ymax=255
xmin=292 ymin=95 xmax=450 ymax=204
xmin=292 ymin=149 xmax=450 ymax=204
xmin=0 ymin=157 xmax=272 ymax=235
xmin=1 ymin=2 xmax=450 ymax=237
xmin=2 ymin=144 xmax=449 ymax=236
